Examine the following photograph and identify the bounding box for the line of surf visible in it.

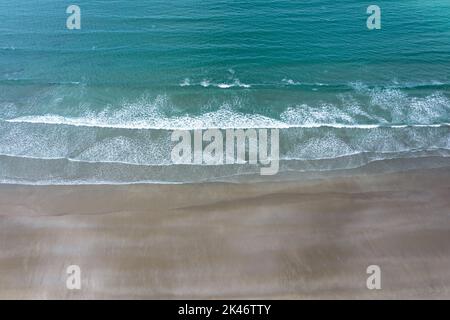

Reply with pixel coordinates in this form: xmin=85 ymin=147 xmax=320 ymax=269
xmin=4 ymin=116 xmax=450 ymax=130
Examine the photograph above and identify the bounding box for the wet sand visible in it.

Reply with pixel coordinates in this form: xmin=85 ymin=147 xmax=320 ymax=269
xmin=0 ymin=167 xmax=450 ymax=299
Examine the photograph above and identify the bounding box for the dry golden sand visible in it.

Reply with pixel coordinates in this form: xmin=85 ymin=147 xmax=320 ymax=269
xmin=0 ymin=167 xmax=449 ymax=299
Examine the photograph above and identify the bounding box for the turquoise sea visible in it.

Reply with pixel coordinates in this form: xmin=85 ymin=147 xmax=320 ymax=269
xmin=0 ymin=0 xmax=449 ymax=183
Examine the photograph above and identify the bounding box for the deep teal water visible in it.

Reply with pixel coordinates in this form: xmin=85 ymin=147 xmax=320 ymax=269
xmin=0 ymin=0 xmax=449 ymax=183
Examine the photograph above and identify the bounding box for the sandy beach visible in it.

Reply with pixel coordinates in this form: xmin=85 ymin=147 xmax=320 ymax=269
xmin=0 ymin=165 xmax=449 ymax=299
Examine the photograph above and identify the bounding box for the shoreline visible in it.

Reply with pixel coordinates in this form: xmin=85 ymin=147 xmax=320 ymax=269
xmin=0 ymin=152 xmax=449 ymax=186
xmin=1 ymin=166 xmax=450 ymax=299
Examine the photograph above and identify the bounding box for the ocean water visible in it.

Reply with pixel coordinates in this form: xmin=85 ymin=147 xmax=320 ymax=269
xmin=0 ymin=0 xmax=449 ymax=184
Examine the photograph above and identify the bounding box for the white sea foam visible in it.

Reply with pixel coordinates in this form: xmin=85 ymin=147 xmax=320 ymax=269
xmin=5 ymin=111 xmax=286 ymax=130
xmin=4 ymin=95 xmax=287 ymax=130
xmin=216 ymin=80 xmax=251 ymax=89
xmin=184 ymin=78 xmax=251 ymax=89
xmin=180 ymin=78 xmax=191 ymax=87
xmin=282 ymin=79 xmax=328 ymax=87
xmin=282 ymin=78 xmax=301 ymax=85
xmin=200 ymin=80 xmax=211 ymax=87
xmin=5 ymin=114 xmax=449 ymax=130
xmin=234 ymin=80 xmax=251 ymax=88
xmin=1 ymin=88 xmax=449 ymax=178
xmin=5 ymin=90 xmax=449 ymax=130
xmin=217 ymin=83 xmax=232 ymax=89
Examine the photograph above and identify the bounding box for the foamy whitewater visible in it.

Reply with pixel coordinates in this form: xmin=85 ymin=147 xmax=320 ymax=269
xmin=0 ymin=1 xmax=449 ymax=184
